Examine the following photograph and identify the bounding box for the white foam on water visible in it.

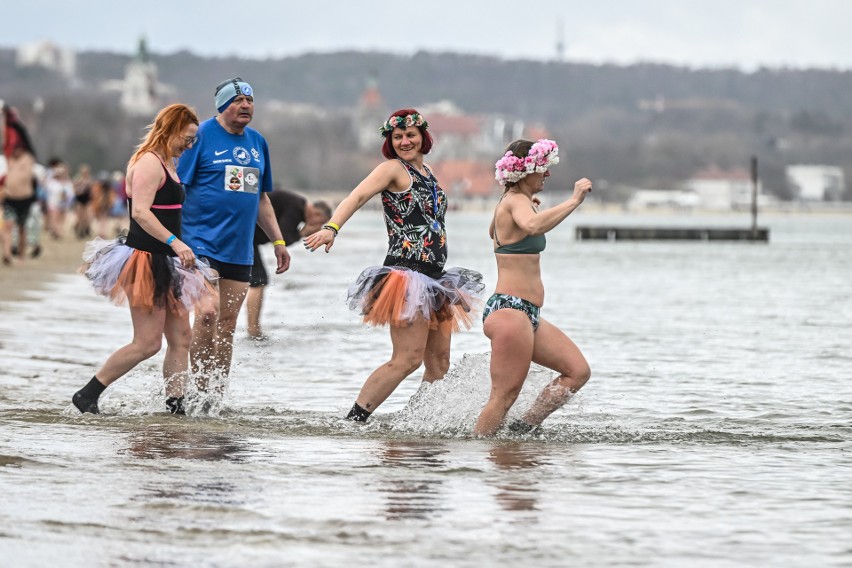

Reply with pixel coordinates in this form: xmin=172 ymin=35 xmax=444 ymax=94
xmin=386 ymin=352 xmax=575 ymax=437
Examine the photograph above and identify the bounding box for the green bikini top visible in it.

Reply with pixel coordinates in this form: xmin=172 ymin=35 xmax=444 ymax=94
xmin=492 ymin=194 xmax=547 ymax=254
xmin=494 ymin=232 xmax=547 ymax=254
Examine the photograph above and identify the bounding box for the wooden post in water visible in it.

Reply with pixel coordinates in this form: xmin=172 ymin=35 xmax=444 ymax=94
xmin=751 ymin=155 xmax=759 ymax=238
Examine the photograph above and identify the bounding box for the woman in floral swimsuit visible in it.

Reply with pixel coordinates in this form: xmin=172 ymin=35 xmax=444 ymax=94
xmin=473 ymin=139 xmax=593 ymax=436
xmin=303 ymin=108 xmax=485 ymax=422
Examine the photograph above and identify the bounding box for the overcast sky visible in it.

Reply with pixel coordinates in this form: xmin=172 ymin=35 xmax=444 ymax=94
xmin=4 ymin=0 xmax=851 ymax=71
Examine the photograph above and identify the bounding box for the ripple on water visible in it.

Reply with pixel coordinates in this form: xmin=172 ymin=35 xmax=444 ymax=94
xmin=2 ymin=215 xmax=852 ymax=566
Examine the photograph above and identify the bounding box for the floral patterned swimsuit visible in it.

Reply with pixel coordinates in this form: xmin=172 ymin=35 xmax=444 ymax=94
xmin=380 ymin=159 xmax=447 ymax=277
xmin=483 ymin=294 xmax=540 ymax=330
xmin=346 ymin=158 xmax=485 ymax=329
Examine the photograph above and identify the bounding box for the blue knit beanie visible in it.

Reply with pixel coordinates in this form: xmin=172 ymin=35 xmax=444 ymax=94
xmin=214 ymin=78 xmax=254 ymax=113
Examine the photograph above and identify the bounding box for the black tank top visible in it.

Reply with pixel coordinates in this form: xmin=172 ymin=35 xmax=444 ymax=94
xmin=124 ymin=163 xmax=185 ymax=256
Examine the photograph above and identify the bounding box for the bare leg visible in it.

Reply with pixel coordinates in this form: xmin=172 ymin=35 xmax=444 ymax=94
xmin=56 ymin=209 xmax=67 ymax=238
xmin=47 ymin=208 xmax=62 ymax=239
xmin=162 ymin=308 xmax=193 ymax=398
xmin=190 ymin=279 xmax=219 ymax=383
xmin=2 ymin=220 xmax=13 ymax=263
xmin=94 ymin=305 xmax=167 ymax=385
xmin=72 ymin=304 xmax=167 ymax=413
xmin=521 ymin=318 xmax=591 ymax=426
xmin=474 ymin=310 xmax=535 ymax=436
xmin=245 ymin=285 xmax=264 ymax=338
xmin=213 ymin=279 xmax=249 ymax=376
xmin=421 ymin=321 xmax=452 ymax=382
xmin=16 ymin=223 xmax=26 ymax=260
xmin=75 ymin=203 xmax=91 ymax=238
xmin=190 ymin=277 xmax=249 ymax=388
xmin=354 ymin=318 xmax=431 ymax=413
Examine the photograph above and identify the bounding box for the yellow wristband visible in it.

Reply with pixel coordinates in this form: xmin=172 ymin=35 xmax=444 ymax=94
xmin=326 ymin=222 xmax=340 ymax=232
xmin=272 ymin=240 xmax=286 ymax=247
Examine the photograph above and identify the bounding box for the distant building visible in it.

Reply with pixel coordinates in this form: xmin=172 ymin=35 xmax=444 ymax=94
xmin=627 ymin=188 xmax=701 ymax=210
xmin=687 ymin=166 xmax=759 ymax=210
xmin=120 ymin=38 xmax=159 ymax=116
xmin=786 ymin=165 xmax=845 ymax=202
xmin=351 ymin=83 xmax=546 ymax=198
xmin=417 ymin=100 xmax=533 ymax=198
xmin=430 ymin=160 xmax=495 ymax=199
xmin=353 ymin=73 xmax=388 ymax=151
xmin=100 ymin=39 xmax=177 ymax=118
xmin=16 ymin=41 xmax=76 ymax=78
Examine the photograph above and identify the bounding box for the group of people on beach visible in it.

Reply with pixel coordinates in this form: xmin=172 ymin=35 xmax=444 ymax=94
xmin=70 ymin=77 xmax=593 ymax=436
xmin=1 ymin=102 xmax=124 ymax=267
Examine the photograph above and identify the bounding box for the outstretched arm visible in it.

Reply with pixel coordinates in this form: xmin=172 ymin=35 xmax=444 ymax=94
xmin=510 ymin=178 xmax=593 ymax=235
xmin=303 ymin=161 xmax=401 ymax=253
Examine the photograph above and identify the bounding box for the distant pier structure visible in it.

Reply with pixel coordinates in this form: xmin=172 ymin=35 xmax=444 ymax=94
xmin=577 ymin=157 xmax=770 ymax=243
xmin=575 ymin=226 xmax=769 ymax=242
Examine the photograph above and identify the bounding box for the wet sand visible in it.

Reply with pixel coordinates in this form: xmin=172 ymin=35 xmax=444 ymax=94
xmin=0 ymin=235 xmax=86 ymax=303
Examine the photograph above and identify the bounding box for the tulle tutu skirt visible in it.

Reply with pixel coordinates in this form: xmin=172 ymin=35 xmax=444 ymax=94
xmin=82 ymin=237 xmax=216 ymax=313
xmin=346 ymin=265 xmax=485 ymax=332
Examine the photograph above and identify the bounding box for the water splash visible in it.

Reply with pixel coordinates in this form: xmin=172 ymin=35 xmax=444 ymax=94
xmin=385 ymin=352 xmax=572 ymax=438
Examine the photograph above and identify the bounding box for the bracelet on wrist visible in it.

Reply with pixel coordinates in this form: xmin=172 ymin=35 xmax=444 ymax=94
xmin=322 ymin=223 xmax=339 ymax=237
xmin=272 ymin=239 xmax=286 ymax=247
xmin=165 ymin=235 xmax=177 ymax=245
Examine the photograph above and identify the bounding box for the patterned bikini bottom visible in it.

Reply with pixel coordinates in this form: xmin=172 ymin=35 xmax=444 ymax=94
xmin=482 ymin=293 xmax=541 ymax=330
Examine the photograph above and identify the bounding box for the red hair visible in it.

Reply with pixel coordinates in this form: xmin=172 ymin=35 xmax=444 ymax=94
xmin=129 ymin=104 xmax=199 ymax=166
xmin=3 ymin=106 xmax=36 ymax=159
xmin=381 ymin=108 xmax=433 ymax=159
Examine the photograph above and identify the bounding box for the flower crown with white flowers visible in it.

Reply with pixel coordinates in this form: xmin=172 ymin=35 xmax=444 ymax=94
xmin=494 ymin=139 xmax=560 ymax=186
xmin=379 ymin=113 xmax=429 ymax=136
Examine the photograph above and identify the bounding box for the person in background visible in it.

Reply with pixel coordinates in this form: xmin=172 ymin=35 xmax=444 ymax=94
xmin=245 ymin=188 xmax=331 ymax=339
xmin=303 ymin=108 xmax=485 ymax=423
xmin=72 ymin=163 xmax=93 ymax=239
xmin=71 ymin=103 xmax=214 ymax=415
xmin=90 ymin=172 xmax=116 ymax=239
xmin=474 ymin=139 xmax=593 ymax=436
xmin=177 ymin=77 xmax=290 ymax=395
xmin=43 ymin=158 xmax=74 ymax=239
xmin=7 ymin=171 xmax=45 ymax=260
xmin=1 ymin=105 xmax=37 ymax=265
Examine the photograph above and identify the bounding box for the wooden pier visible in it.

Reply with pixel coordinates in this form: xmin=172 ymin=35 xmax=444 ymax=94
xmin=575 ymin=226 xmax=769 ymax=242
xmin=577 ymin=156 xmax=770 ymax=243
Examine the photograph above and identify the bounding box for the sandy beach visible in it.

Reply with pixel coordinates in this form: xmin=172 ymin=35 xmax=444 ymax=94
xmin=0 ymin=234 xmax=86 ymax=303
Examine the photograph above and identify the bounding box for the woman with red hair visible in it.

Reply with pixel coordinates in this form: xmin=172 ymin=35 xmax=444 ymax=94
xmin=304 ymin=108 xmax=485 ymax=422
xmin=71 ymin=103 xmax=215 ymax=416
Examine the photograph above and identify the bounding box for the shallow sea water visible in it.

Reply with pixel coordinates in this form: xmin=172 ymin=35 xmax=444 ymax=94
xmin=1 ymin=210 xmax=851 ymax=567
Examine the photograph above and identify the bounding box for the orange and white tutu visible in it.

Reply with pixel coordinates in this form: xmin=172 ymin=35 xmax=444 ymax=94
xmin=346 ymin=264 xmax=485 ymax=331
xmin=82 ymin=237 xmax=216 ymax=313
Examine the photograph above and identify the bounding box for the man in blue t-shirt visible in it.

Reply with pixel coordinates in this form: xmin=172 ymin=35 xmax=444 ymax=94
xmin=178 ymin=77 xmax=290 ymax=392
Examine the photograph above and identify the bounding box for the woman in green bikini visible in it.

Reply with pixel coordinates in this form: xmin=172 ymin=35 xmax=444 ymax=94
xmin=474 ymin=139 xmax=594 ymax=436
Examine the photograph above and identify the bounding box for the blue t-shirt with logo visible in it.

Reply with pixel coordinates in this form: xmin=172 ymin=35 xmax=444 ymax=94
xmin=177 ymin=117 xmax=273 ymax=265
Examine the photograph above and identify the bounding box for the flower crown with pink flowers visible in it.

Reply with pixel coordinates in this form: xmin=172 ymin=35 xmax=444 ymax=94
xmin=379 ymin=113 xmax=429 ymax=136
xmin=494 ymin=139 xmax=560 ymax=186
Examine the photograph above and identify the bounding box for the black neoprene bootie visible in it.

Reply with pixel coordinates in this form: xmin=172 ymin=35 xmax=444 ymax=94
xmin=165 ymin=396 xmax=186 ymax=415
xmin=72 ymin=391 xmax=100 ymax=414
xmin=346 ymin=402 xmax=372 ymax=422
xmin=72 ymin=376 xmax=105 ymax=414
xmin=507 ymin=419 xmax=535 ymax=434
